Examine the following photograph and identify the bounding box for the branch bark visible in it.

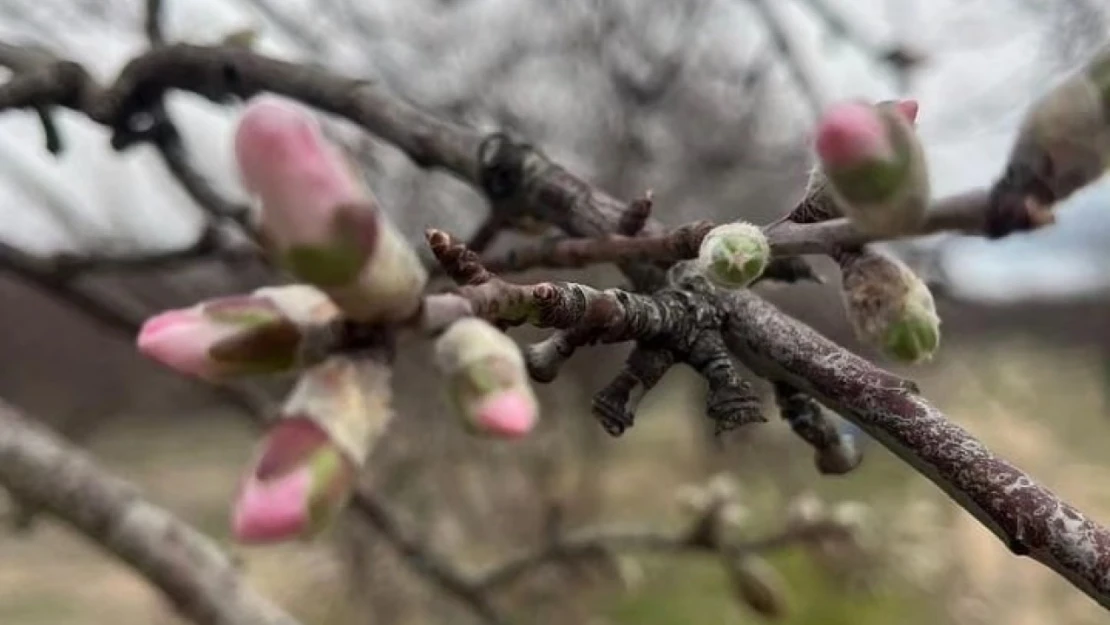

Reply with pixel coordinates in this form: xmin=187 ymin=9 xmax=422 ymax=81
xmin=1 ymin=41 xmax=1108 ymax=611
xmin=721 ymin=291 xmax=1110 ymax=607
xmin=0 ymin=399 xmax=302 ymax=625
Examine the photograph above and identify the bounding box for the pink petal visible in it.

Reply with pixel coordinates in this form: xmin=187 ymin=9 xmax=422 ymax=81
xmin=474 ymin=390 xmax=537 ymax=439
xmin=234 ymin=96 xmax=360 ymax=245
xmin=231 ymin=467 xmax=312 ymax=544
xmin=815 ymin=102 xmax=892 ymax=169
xmin=137 ymin=309 xmax=195 ymax=342
xmin=136 ymin=310 xmax=223 ymax=380
xmin=255 ymin=418 xmax=330 ymax=480
xmin=895 ymin=99 xmax=919 ymax=124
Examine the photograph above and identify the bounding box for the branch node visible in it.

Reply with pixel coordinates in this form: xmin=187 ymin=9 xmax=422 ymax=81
xmin=684 ymin=333 xmax=765 ymax=435
xmin=426 ymin=229 xmax=496 ymax=285
xmin=591 ymin=346 xmax=674 ymax=436
xmin=618 ymin=190 xmax=654 ymax=235
xmin=773 ymin=382 xmax=863 ymax=475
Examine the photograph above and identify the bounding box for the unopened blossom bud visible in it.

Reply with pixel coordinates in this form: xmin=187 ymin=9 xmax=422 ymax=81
xmin=697 ymin=222 xmax=770 ymax=288
xmin=232 ymin=356 xmax=393 ymax=543
xmin=234 ymin=95 xmax=427 ymax=323
xmin=726 ymin=555 xmax=790 ymax=620
xmin=434 ymin=318 xmax=539 ymax=439
xmin=816 ymin=99 xmax=929 ymax=237
xmin=231 ymin=417 xmax=355 ymax=544
xmin=840 ymin=250 xmax=940 ymax=364
xmin=1000 ymin=44 xmax=1110 ymax=210
xmin=136 ymin=285 xmax=338 ymax=381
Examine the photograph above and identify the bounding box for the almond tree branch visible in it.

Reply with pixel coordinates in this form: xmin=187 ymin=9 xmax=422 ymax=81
xmin=480 ymin=188 xmax=996 ymax=274
xmin=0 ymin=399 xmax=302 ymax=625
xmin=0 ymin=42 xmax=1108 ymax=610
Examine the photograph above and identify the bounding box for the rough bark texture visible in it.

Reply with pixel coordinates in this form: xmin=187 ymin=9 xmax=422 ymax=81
xmin=0 ymin=400 xmax=303 ymax=625
xmin=721 ymin=291 xmax=1110 ymax=606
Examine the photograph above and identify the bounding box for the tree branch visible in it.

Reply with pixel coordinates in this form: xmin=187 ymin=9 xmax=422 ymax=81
xmin=1 ymin=41 xmax=1108 ymax=611
xmin=721 ymin=290 xmax=1110 ymax=607
xmin=480 ymin=188 xmax=997 ymax=275
xmin=0 ymin=399 xmax=302 ymax=625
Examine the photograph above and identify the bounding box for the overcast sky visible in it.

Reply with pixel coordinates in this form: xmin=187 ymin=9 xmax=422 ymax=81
xmin=0 ymin=0 xmax=1105 ymax=303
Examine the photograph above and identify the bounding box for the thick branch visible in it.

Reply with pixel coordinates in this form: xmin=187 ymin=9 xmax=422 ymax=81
xmin=722 ymin=290 xmax=1110 ymax=608
xmin=0 ymin=400 xmax=301 ymax=625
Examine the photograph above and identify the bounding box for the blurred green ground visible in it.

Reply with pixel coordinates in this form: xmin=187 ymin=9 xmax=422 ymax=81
xmin=2 ymin=337 xmax=1109 ymax=625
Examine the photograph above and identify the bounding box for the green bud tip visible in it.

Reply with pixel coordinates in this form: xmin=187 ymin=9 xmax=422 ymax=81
xmin=882 ymin=275 xmax=940 ymax=364
xmin=697 ymin=222 xmax=770 ymax=288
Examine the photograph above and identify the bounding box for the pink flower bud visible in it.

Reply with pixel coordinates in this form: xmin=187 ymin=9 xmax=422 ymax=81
xmin=235 ymin=96 xmax=363 ymax=249
xmin=473 ymin=390 xmax=538 ymax=439
xmin=434 ymin=318 xmax=540 ymax=439
xmin=815 ymin=101 xmax=893 ymax=169
xmin=231 ymin=356 xmax=394 ymax=544
xmin=232 ymin=418 xmax=356 ymax=544
xmin=234 ymin=96 xmax=427 ymax=323
xmin=136 ymin=286 xmax=337 ymax=381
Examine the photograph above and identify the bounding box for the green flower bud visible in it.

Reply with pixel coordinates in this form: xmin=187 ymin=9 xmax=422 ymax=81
xmin=840 ymin=250 xmax=941 ymax=364
xmin=697 ymin=222 xmax=770 ymax=288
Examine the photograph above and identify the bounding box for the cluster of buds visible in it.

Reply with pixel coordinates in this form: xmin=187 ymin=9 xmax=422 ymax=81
xmin=434 ymin=318 xmax=540 ymax=439
xmin=235 ymin=95 xmax=428 ymax=324
xmin=839 ymin=249 xmax=941 ymax=364
xmin=696 ymin=222 xmax=771 ymax=289
xmin=136 ymin=96 xmax=542 ymax=546
xmin=814 ymin=99 xmax=929 ymax=237
xmin=232 ymin=356 xmax=393 ymax=543
xmin=137 ymin=285 xmax=339 ymax=381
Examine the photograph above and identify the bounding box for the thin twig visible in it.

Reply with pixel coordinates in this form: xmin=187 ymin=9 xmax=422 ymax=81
xmin=475 ymin=520 xmax=843 ymax=592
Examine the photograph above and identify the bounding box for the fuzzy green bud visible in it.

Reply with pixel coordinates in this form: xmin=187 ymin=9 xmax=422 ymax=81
xmin=697 ymin=222 xmax=770 ymax=288
xmin=840 ymin=250 xmax=941 ymax=364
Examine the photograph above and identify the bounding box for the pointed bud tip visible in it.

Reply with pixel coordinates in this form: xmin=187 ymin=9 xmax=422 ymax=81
xmin=137 ymin=309 xmax=193 ymax=345
xmin=896 ymin=99 xmax=919 ymax=123
xmin=136 ymin=309 xmax=219 ymax=380
xmin=235 ymin=96 xmax=320 ymax=158
xmin=815 ymin=102 xmax=890 ymax=168
xmin=231 ymin=469 xmax=312 ymax=544
xmin=474 ymin=390 xmax=537 ymax=439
